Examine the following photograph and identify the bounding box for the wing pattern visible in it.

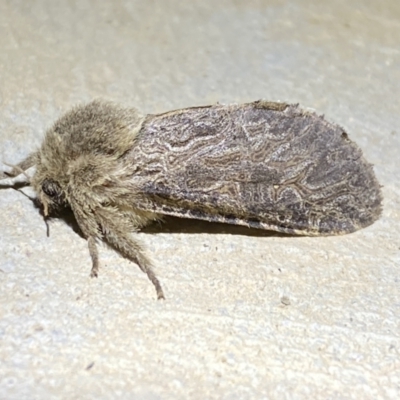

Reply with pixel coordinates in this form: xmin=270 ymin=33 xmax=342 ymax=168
xmin=127 ymin=101 xmax=381 ymax=235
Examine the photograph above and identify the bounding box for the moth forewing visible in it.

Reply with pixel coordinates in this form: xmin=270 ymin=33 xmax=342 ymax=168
xmin=1 ymin=99 xmax=382 ymax=299
xmin=132 ymin=101 xmax=382 ymax=236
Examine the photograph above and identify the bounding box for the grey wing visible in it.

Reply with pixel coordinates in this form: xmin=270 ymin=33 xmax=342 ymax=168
xmin=130 ymin=101 xmax=382 ymax=235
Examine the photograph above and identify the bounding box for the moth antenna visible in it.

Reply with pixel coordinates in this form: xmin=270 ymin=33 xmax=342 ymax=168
xmin=45 ymin=217 xmax=50 ymax=237
xmin=3 ymin=161 xmax=32 ymax=182
xmin=39 ymin=191 xmax=51 ymax=236
xmin=2 ymin=152 xmax=37 ymax=181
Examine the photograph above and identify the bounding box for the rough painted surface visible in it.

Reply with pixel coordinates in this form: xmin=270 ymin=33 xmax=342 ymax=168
xmin=0 ymin=1 xmax=399 ymax=399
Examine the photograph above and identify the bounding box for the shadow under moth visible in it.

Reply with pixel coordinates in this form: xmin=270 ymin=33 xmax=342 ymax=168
xmin=1 ymin=100 xmax=382 ymax=299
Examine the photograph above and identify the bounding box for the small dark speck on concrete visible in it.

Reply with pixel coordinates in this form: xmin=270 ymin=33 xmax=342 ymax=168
xmin=86 ymin=362 xmax=95 ymax=370
xmin=281 ymin=296 xmax=291 ymax=306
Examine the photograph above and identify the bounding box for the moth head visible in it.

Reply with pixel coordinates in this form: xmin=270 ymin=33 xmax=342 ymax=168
xmin=30 ymin=154 xmax=69 ymax=217
xmin=37 ymin=177 xmax=67 ymax=216
xmin=30 ymin=125 xmax=71 ymax=216
xmin=1 ymin=149 xmax=68 ymax=217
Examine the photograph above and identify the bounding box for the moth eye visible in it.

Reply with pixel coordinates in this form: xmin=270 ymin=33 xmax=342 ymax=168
xmin=42 ymin=179 xmax=61 ymax=197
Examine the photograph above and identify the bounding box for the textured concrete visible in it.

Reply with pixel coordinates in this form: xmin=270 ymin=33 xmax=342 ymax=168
xmin=0 ymin=1 xmax=399 ymax=399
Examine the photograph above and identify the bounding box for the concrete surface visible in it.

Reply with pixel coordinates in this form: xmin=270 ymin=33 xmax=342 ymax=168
xmin=0 ymin=0 xmax=399 ymax=399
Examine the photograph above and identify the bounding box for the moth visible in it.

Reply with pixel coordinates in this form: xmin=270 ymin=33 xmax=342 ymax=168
xmin=1 ymin=100 xmax=382 ymax=299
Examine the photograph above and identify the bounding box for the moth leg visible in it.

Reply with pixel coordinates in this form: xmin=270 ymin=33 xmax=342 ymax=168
xmin=104 ymin=229 xmax=165 ymax=300
xmin=70 ymin=203 xmax=103 ymax=280
xmin=72 ymin=202 xmax=164 ymax=299
xmin=88 ymin=236 xmax=99 ymax=278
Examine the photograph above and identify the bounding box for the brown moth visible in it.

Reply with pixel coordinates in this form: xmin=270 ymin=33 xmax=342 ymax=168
xmin=1 ymin=100 xmax=382 ymax=299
